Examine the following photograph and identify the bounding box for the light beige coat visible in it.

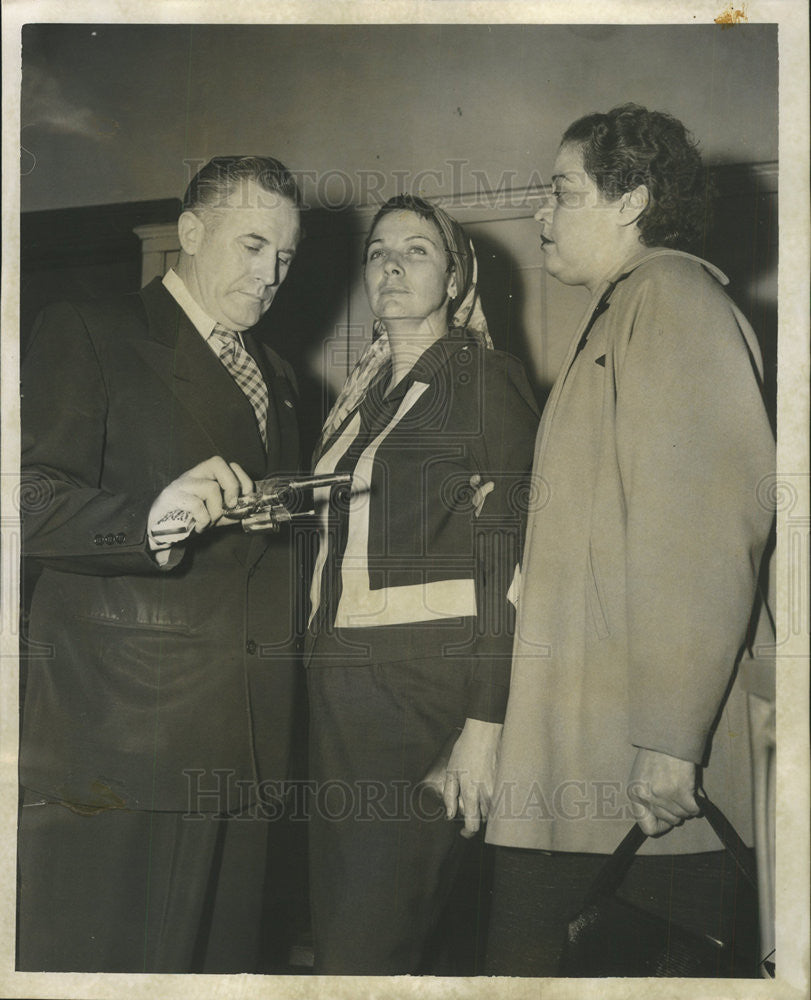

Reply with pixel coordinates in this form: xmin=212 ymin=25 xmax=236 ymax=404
xmin=487 ymin=249 xmax=775 ymax=854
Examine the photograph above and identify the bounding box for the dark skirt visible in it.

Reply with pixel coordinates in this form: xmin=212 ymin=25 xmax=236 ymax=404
xmin=307 ymin=654 xmax=479 ymax=974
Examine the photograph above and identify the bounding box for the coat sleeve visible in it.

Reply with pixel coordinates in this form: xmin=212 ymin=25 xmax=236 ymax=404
xmin=21 ymin=301 xmax=172 ymax=576
xmin=614 ymin=262 xmax=775 ymax=762
xmin=465 ymin=353 xmax=540 ymax=723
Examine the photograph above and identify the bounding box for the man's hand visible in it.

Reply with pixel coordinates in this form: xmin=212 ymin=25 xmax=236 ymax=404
xmin=443 ymin=719 xmax=502 ymax=839
xmin=147 ymin=457 xmax=254 ymax=549
xmin=627 ymin=748 xmax=700 ymax=837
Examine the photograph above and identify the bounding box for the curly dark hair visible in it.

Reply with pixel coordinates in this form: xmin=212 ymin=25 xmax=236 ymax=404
xmin=561 ymin=104 xmax=712 ymax=252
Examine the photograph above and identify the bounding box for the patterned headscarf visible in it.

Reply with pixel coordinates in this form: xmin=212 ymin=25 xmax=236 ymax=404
xmin=315 ymin=196 xmax=493 ymax=460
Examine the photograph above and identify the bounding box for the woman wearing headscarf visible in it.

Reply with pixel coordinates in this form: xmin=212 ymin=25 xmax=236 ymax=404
xmin=485 ymin=105 xmax=775 ymax=975
xmin=305 ymin=194 xmax=539 ymax=974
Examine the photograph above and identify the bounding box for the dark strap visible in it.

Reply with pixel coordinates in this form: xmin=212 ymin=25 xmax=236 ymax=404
xmin=699 ymin=792 xmax=758 ymax=891
xmin=583 ymin=789 xmax=757 ymax=905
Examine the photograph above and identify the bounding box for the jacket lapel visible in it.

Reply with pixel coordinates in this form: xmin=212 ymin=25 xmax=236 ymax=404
xmin=136 ymin=279 xmax=302 ymax=570
xmin=268 ymin=371 xmax=300 ymax=472
xmin=242 ymin=334 xmax=302 ymax=569
xmin=243 ymin=332 xmax=301 ymax=477
xmin=135 ymin=278 xmax=267 ymax=476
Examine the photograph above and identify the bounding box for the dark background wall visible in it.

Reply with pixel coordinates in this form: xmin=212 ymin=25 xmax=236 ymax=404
xmin=20 ymin=24 xmax=777 ymax=212
xmin=19 ymin=23 xmax=779 ymax=447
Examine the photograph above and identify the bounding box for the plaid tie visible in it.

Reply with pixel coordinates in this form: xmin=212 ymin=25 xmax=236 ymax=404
xmin=210 ymin=324 xmax=269 ymax=448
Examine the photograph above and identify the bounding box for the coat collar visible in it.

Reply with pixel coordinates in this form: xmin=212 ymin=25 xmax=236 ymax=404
xmin=370 ymin=332 xmax=481 ymax=407
xmin=568 ymin=248 xmax=730 ymax=348
xmin=607 ymin=246 xmax=729 ymax=290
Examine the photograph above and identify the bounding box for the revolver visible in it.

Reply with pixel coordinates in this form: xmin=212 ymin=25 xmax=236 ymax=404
xmin=225 ymin=472 xmax=352 ymax=532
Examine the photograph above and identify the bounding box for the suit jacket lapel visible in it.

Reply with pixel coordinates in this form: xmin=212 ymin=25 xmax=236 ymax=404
xmin=136 ymin=278 xmax=267 ymax=476
xmin=242 ymin=333 xmax=302 ymax=569
xmin=137 ymin=279 xmax=301 ymax=570
xmin=243 ymin=332 xmax=301 ymax=476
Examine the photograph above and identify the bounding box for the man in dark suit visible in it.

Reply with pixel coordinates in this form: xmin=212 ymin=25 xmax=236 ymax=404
xmin=18 ymin=156 xmax=303 ymax=973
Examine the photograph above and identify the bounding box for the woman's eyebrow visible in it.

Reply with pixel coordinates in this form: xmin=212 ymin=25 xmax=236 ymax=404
xmin=404 ymin=234 xmax=439 ymax=245
xmin=367 ymin=234 xmax=439 ymax=247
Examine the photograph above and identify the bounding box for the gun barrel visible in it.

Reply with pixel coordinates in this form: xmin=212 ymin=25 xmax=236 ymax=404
xmin=271 ymin=473 xmax=352 ymax=491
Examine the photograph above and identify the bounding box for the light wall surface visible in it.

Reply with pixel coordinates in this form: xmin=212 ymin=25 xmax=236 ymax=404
xmin=20 ymin=23 xmax=778 ymax=211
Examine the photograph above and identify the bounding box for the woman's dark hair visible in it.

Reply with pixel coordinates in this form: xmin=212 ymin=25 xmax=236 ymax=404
xmin=562 ymin=104 xmax=711 ymax=252
xmin=182 ymin=155 xmax=302 ymax=213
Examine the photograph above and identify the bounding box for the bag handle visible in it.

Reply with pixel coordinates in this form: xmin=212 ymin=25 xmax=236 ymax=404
xmin=583 ymin=789 xmax=757 ymax=905
xmin=698 ymin=791 xmax=758 ymax=891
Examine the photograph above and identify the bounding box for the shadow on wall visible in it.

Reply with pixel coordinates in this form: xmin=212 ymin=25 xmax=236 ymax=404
xmin=462 ymin=226 xmax=552 ymax=415
xmin=469 ymin=230 xmax=531 ymax=363
xmin=254 ymin=206 xmax=358 ymax=462
xmin=706 ymin=162 xmax=778 ymax=431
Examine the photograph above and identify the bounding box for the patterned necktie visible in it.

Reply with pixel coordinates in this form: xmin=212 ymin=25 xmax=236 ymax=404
xmin=210 ymin=324 xmax=269 ymax=448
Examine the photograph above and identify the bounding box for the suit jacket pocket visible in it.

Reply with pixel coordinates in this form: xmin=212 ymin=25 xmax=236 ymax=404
xmin=68 ymin=573 xmax=195 ymax=634
xmin=74 ymin=612 xmax=191 ymax=634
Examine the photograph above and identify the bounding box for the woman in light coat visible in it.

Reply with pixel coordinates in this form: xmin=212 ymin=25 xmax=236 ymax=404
xmin=485 ymin=104 xmax=774 ymax=976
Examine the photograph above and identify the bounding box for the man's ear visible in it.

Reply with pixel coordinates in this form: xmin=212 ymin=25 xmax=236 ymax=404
xmin=618 ymin=185 xmax=649 ymax=228
xmin=177 ymin=210 xmax=205 ymax=256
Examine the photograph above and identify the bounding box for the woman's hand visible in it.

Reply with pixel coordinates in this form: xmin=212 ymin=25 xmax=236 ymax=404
xmin=468 ymin=473 xmax=495 ymax=518
xmin=443 ymin=719 xmax=503 ymax=839
xmin=627 ymin=748 xmax=700 ymax=836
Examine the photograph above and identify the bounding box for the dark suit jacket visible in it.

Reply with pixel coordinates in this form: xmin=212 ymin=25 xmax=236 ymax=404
xmin=20 ymin=277 xmax=302 ymax=813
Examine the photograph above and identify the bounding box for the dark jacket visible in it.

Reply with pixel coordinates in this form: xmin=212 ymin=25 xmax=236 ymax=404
xmin=306 ymin=335 xmax=540 ymax=723
xmin=20 ymin=277 xmax=301 ymax=813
